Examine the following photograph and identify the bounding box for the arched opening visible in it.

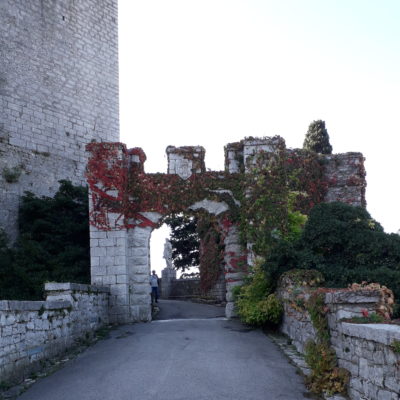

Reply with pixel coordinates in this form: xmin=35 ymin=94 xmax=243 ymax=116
xmin=149 ymin=213 xmax=227 ymax=320
xmin=86 ymin=142 xmax=249 ymax=323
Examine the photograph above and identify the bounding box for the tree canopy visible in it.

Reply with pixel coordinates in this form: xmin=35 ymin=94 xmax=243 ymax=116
xmin=303 ymin=120 xmax=333 ymax=154
xmin=164 ymin=214 xmax=200 ymax=272
xmin=0 ymin=180 xmax=90 ymax=300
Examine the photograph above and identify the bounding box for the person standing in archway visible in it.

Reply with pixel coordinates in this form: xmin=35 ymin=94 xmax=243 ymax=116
xmin=150 ymin=270 xmax=159 ymax=303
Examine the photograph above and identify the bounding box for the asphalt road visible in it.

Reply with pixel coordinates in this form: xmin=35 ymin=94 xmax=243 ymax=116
xmin=154 ymin=299 xmax=226 ymax=320
xmin=18 ymin=300 xmax=311 ymax=400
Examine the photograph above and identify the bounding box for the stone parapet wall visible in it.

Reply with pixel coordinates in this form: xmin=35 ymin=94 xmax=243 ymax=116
xmin=165 ymin=272 xmax=226 ymax=303
xmin=0 ymin=283 xmax=109 ymax=383
xmin=278 ymin=282 xmax=400 ymax=399
xmin=334 ymin=323 xmax=400 ymax=399
xmin=166 ymin=146 xmax=206 ymax=179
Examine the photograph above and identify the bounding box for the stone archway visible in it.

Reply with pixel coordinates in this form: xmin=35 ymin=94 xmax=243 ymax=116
xmin=86 ymin=143 xmax=248 ymax=323
xmin=86 ymin=137 xmax=366 ymax=324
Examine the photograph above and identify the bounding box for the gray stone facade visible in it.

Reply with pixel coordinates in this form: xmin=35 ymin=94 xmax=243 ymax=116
xmin=0 ymin=282 xmax=110 ymax=383
xmin=0 ymin=0 xmax=119 ymax=240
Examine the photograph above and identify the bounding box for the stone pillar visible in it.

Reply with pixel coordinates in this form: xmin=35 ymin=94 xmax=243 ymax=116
xmin=126 ymin=212 xmax=162 ymax=322
xmin=161 ymin=267 xmax=176 ymax=299
xmin=224 ymin=142 xmax=244 ymax=173
xmin=223 ymin=223 xmax=247 ymax=318
xmin=87 ymin=142 xmax=131 ymax=324
xmin=322 ymin=152 xmax=366 ymax=207
xmin=90 ymin=218 xmax=130 ymax=324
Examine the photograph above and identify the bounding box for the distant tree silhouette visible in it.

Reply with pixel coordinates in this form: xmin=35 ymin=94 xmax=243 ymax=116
xmin=303 ymin=120 xmax=332 ymax=154
xmin=164 ymin=214 xmax=200 ymax=272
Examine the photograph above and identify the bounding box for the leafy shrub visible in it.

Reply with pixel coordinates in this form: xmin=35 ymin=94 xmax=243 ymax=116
xmin=0 ymin=181 xmax=90 ymax=300
xmin=263 ymin=202 xmax=400 ymax=300
xmin=235 ymin=265 xmax=283 ymax=326
xmin=305 ymin=340 xmax=349 ymax=395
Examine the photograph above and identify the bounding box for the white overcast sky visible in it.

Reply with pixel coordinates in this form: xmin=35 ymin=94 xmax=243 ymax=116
xmin=118 ymin=0 xmax=400 ymax=272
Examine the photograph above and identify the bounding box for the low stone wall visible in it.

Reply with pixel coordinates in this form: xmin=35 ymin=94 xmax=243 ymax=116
xmin=335 ymin=323 xmax=400 ymax=399
xmin=278 ymin=280 xmax=400 ymax=399
xmin=162 ymin=272 xmax=226 ymax=303
xmin=168 ymin=278 xmax=201 ymax=299
xmin=0 ymin=282 xmax=109 ymax=383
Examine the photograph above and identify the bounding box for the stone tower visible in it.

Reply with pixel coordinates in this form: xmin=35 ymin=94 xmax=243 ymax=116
xmin=0 ymin=0 xmax=120 ymax=240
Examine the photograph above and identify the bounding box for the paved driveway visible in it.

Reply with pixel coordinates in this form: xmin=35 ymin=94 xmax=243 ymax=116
xmin=19 ymin=300 xmax=311 ymax=400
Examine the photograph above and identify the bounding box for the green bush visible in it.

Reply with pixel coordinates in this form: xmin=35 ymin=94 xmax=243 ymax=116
xmin=0 ymin=181 xmax=90 ymax=300
xmin=235 ymin=265 xmax=283 ymax=326
xmin=262 ymin=202 xmax=400 ymax=300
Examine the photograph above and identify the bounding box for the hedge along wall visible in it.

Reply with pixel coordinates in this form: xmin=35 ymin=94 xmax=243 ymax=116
xmin=0 ymin=283 xmax=109 ymax=383
xmin=277 ymin=276 xmax=400 ymax=400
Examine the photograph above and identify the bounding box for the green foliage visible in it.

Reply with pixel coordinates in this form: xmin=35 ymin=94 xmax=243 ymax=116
xmin=164 ymin=213 xmax=200 ymax=272
xmin=304 ymin=341 xmax=349 ymax=395
xmin=307 ymin=291 xmax=330 ymax=342
xmin=240 ymin=146 xmax=308 ymax=258
xmin=304 ymin=289 xmax=349 ymax=395
xmin=391 ymin=340 xmax=400 ymax=353
xmin=299 ymin=202 xmax=400 ymax=299
xmin=2 ymin=165 xmax=22 ymax=183
xmin=263 ymin=202 xmax=400 ymax=300
xmin=0 ymin=180 xmax=90 ymax=300
xmin=303 ymin=120 xmax=332 ymax=154
xmin=197 ymin=215 xmax=224 ymax=292
xmin=344 ymin=312 xmax=385 ymax=324
xmin=0 ymin=230 xmax=17 ymax=299
xmin=235 ymin=265 xmax=283 ymax=326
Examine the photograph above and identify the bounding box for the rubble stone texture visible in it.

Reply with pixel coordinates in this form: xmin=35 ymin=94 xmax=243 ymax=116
xmin=0 ymin=0 xmax=119 ymax=241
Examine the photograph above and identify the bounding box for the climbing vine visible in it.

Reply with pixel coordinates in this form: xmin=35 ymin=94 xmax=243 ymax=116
xmin=239 ymin=145 xmax=327 ymax=257
xmin=86 ymin=142 xmax=249 ymax=231
xmin=305 ymin=289 xmax=350 ymax=395
xmin=197 ymin=214 xmax=225 ymax=292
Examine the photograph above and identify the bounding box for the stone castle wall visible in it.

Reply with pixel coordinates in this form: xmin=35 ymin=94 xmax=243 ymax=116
xmin=0 ymin=0 xmax=119 ymax=240
xmin=0 ymin=283 xmax=110 ymax=383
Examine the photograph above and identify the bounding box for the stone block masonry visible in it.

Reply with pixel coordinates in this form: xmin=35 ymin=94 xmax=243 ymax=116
xmin=278 ymin=280 xmax=400 ymax=400
xmin=0 ymin=282 xmax=109 ymax=383
xmin=0 ymin=0 xmax=119 ymax=240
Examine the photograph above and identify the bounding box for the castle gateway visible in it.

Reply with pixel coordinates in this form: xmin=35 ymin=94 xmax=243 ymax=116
xmin=86 ymin=137 xmax=366 ymax=323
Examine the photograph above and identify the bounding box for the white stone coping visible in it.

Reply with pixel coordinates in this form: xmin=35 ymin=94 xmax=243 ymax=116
xmin=0 ymin=300 xmax=71 ymax=311
xmin=340 ymin=322 xmax=400 ymax=346
xmin=45 ymin=282 xmax=110 ymax=293
xmin=325 ymin=290 xmax=381 ymax=304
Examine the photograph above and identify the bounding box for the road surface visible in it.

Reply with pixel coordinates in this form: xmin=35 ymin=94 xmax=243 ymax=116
xmin=18 ymin=300 xmax=311 ymax=400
